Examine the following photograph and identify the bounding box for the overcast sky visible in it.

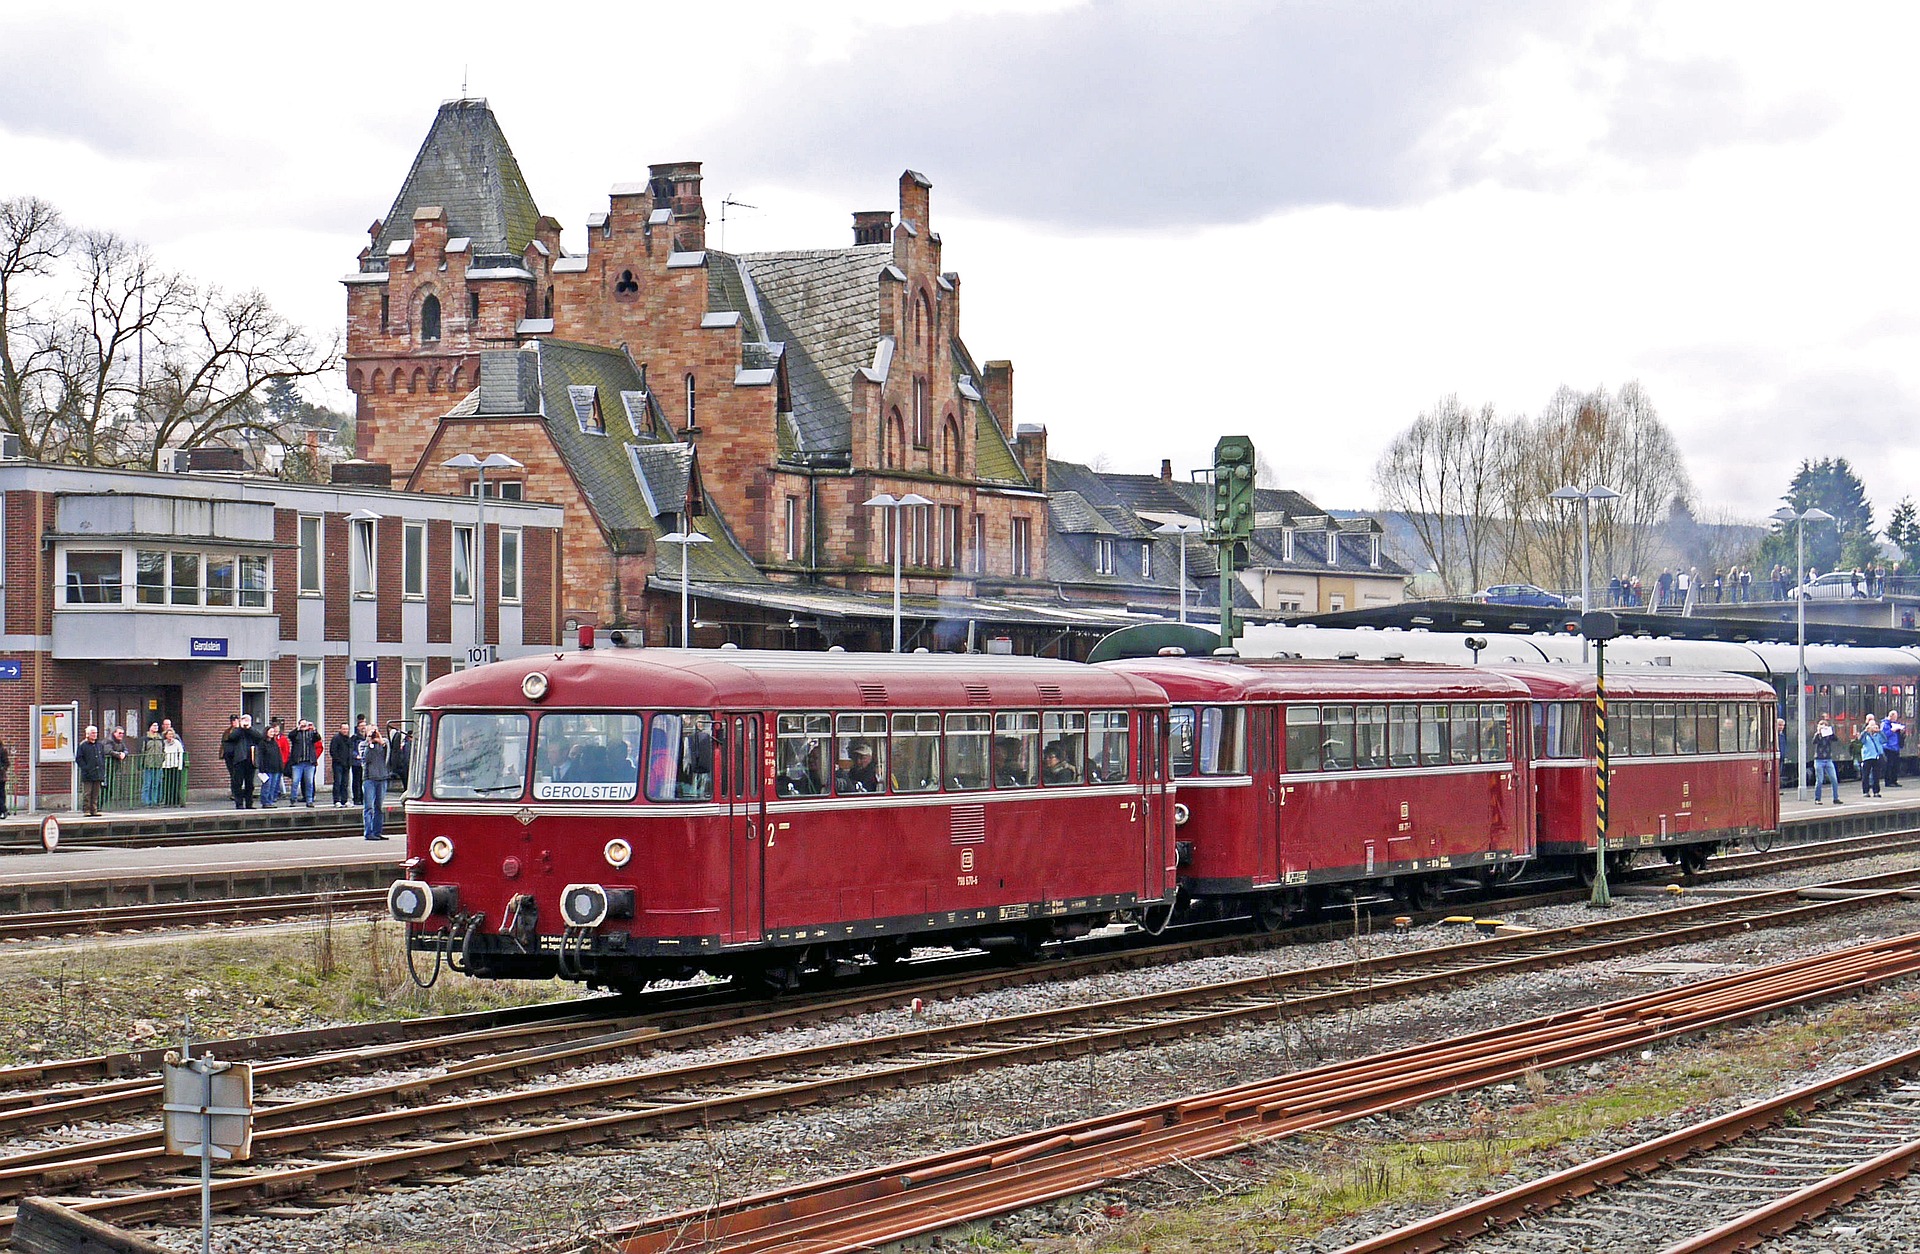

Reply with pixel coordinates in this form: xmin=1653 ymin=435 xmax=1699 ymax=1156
xmin=3 ymin=1 xmax=1915 ymax=522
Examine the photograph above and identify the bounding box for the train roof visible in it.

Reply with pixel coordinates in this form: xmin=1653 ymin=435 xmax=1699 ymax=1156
xmin=1103 ymin=656 xmax=1532 ymax=702
xmin=1491 ymin=664 xmax=1776 ymax=701
xmin=417 ymin=647 xmax=1171 ymax=712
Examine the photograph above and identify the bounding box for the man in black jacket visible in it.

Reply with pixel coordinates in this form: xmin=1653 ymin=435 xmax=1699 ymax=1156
xmin=220 ymin=714 xmax=262 ymax=809
xmin=328 ymin=722 xmax=356 ymax=807
xmin=288 ymin=719 xmax=322 ymax=808
xmin=75 ymin=725 xmax=108 ymax=816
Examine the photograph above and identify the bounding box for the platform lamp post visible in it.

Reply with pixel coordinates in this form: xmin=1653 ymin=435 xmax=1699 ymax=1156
xmin=1582 ymin=610 xmax=1621 ymax=908
xmin=345 ymin=508 xmax=382 ymax=728
xmin=441 ymin=452 xmax=523 ymax=664
xmin=657 ymin=526 xmax=711 ymax=647
xmin=863 ymin=492 xmax=933 ymax=651
xmin=1154 ymin=519 xmax=1204 ymax=623
xmin=1551 ymin=484 xmax=1621 ymax=663
xmin=1772 ymin=505 xmax=1835 ymax=800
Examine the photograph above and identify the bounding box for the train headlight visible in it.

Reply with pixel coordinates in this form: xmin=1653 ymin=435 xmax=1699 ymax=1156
xmin=388 ymin=879 xmax=456 ymax=922
xmin=604 ymin=838 xmax=632 ymax=869
xmin=1173 ymin=802 xmax=1191 ymax=826
xmin=429 ymin=835 xmax=455 ymax=865
xmin=522 ymin=671 xmax=550 ymax=701
xmin=561 ymin=883 xmax=610 ymax=928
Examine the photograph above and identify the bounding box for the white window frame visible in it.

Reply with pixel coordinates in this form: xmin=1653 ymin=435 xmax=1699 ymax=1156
xmin=299 ymin=659 xmax=323 ymax=727
xmin=1011 ymin=517 xmax=1032 ymax=578
xmin=970 ymin=513 xmax=986 ymax=575
xmin=402 ymin=660 xmax=427 ymax=726
xmin=452 ymin=525 xmax=475 ymax=601
xmin=61 ymin=548 xmax=127 ymax=606
xmin=499 ymin=528 xmax=522 ymax=604
xmin=351 ymin=516 xmax=376 ymax=598
xmin=1142 ymin=543 xmax=1152 ymax=580
xmin=298 ymin=515 xmax=323 ymax=595
xmin=1094 ymin=538 xmax=1114 ymax=576
xmin=403 ymin=521 xmax=426 ymax=599
xmin=784 ymin=496 xmax=799 ymax=562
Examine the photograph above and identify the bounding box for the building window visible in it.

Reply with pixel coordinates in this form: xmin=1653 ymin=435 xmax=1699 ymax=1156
xmin=941 ymin=416 xmax=961 ymax=476
xmin=498 ymin=481 xmax=523 ymax=501
xmin=1369 ymin=534 xmax=1381 ymax=568
xmin=468 ymin=480 xmax=523 ymax=500
xmin=468 ymin=291 xmax=480 ymax=323
xmin=887 ymin=408 xmax=906 ymax=466
xmin=420 ymin=294 xmax=441 ymax=343
xmin=352 ymin=668 xmax=375 ymax=727
xmin=298 ymin=515 xmax=322 ymax=593
xmin=544 ymin=287 xmax=554 ymax=320
xmin=63 ymin=551 xmax=123 ymax=604
xmin=971 ymin=513 xmax=985 ymax=575
xmin=1011 ymin=517 xmax=1031 ymax=578
xmin=1326 ymin=528 xmax=1339 ymax=566
xmin=940 ymin=504 xmax=961 ymax=568
xmin=912 ymin=376 xmax=928 ymax=447
xmin=299 ymin=659 xmax=322 ymax=727
xmin=170 ymin=552 xmax=201 ymax=606
xmin=784 ymin=496 xmax=800 ymax=562
xmin=403 ymin=660 xmax=426 ymax=726
xmin=1142 ymin=544 xmax=1153 ymax=580
xmin=240 ymin=659 xmax=268 ymax=688
xmin=205 ymin=554 xmax=237 ymax=607
xmin=379 ymin=294 xmax=389 ymax=334
xmin=351 ymin=515 xmax=376 ymax=597
xmin=684 ymin=373 xmax=698 ymax=430
xmin=1094 ymin=538 xmax=1115 ymax=576
xmin=240 ymin=555 xmax=270 ymax=608
xmin=499 ymin=528 xmax=522 ymax=603
xmin=453 ymin=525 xmax=474 ymax=600
xmin=404 ymin=521 xmax=425 ymax=599
xmin=1281 ymin=527 xmax=1294 ymax=563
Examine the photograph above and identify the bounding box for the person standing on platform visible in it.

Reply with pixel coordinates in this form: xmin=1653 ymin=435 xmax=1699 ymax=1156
xmin=141 ymin=723 xmax=163 ymax=805
xmin=1884 ymin=711 xmax=1906 ymax=788
xmin=256 ymin=722 xmax=285 ymax=807
xmin=1860 ymin=720 xmax=1886 ymax=798
xmin=361 ymin=725 xmax=391 ymax=840
xmin=76 ymin=725 xmax=107 ymax=816
xmin=221 ymin=714 xmax=262 ymax=809
xmin=328 ymin=722 xmax=355 ymax=807
xmin=288 ymin=719 xmax=321 ymax=807
xmin=160 ymin=728 xmax=186 ymax=804
xmin=105 ymin=727 xmax=131 ymax=804
xmin=1812 ymin=717 xmax=1842 ymax=804
xmin=351 ymin=716 xmax=370 ymax=805
xmin=0 ymin=736 xmax=11 ymax=817
xmin=386 ymin=723 xmax=412 ymax=798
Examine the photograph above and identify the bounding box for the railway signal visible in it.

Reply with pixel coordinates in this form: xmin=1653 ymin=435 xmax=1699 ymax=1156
xmin=1582 ymin=610 xmax=1620 ymax=907
xmin=1209 ymin=435 xmax=1257 ymax=645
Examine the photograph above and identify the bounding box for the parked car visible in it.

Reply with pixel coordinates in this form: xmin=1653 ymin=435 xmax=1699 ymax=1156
xmin=1476 ymin=583 xmax=1570 ymax=608
xmin=1790 ymin=572 xmax=1864 ymax=600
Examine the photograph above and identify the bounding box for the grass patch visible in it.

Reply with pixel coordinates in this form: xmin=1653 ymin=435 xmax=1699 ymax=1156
xmin=0 ymin=914 xmax=572 ymax=1064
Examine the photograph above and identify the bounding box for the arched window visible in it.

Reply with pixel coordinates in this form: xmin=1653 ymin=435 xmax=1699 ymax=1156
xmin=379 ymin=294 xmax=389 ymax=334
xmin=419 ymin=294 xmax=441 ymax=343
xmin=684 ymin=373 xmax=698 ymax=429
xmin=887 ymin=407 xmax=906 ymax=465
xmin=917 ymin=291 xmax=933 ymax=351
xmin=544 ymin=288 xmax=554 ymax=320
xmin=468 ymin=292 xmax=480 ymax=323
xmin=941 ymin=415 xmax=961 ymax=476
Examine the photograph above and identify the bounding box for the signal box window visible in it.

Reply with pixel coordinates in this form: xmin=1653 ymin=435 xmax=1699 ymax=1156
xmin=992 ymin=712 xmax=1039 ymax=787
xmin=835 ymin=713 xmax=888 ymax=794
xmin=643 ymin=712 xmax=713 ymax=801
xmin=776 ymin=713 xmax=832 ymax=796
xmin=891 ymin=713 xmax=940 ymax=792
xmin=1285 ymin=706 xmax=1321 ymax=772
xmin=537 ymin=713 xmax=642 ymax=801
xmin=65 ymin=551 xmax=123 ymax=604
xmin=1041 ymin=711 xmax=1086 ymax=785
xmin=1087 ymin=711 xmax=1130 ymax=782
xmin=432 ymin=713 xmax=529 ymax=799
xmin=944 ymin=713 xmax=991 ymax=791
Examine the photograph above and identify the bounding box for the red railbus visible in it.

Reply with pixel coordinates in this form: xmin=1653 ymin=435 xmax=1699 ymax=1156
xmin=390 ymin=648 xmax=1176 ymax=989
xmin=1497 ymin=665 xmax=1779 ymax=875
xmin=1103 ymin=657 xmax=1536 ymax=923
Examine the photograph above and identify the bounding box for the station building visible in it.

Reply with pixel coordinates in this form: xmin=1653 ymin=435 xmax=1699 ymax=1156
xmin=0 ymin=461 xmax=562 ymax=803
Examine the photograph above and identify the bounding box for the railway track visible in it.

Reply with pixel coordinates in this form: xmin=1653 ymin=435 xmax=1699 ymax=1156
xmin=0 ymin=889 xmax=387 ymax=944
xmin=7 ymin=867 xmax=1920 ymax=1237
xmin=1339 ymin=1043 xmax=1920 ymax=1253
xmin=563 ymin=929 xmax=1920 ymax=1254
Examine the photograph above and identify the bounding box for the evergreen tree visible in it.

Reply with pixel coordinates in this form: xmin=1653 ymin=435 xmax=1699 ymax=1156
xmin=1753 ymin=458 xmax=1875 ymax=574
xmin=1888 ymin=497 xmax=1920 ymax=569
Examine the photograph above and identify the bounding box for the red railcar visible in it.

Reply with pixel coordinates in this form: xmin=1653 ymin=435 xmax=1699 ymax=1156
xmin=1496 ymin=665 xmax=1778 ymax=875
xmin=390 ymin=648 xmax=1176 ymax=989
xmin=1103 ymin=657 xmax=1536 ymax=922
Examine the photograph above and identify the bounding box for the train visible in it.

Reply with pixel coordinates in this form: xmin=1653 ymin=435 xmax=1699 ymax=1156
xmin=390 ymin=644 xmax=1778 ymax=992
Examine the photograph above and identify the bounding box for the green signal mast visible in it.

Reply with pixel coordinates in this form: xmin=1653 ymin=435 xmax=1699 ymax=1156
xmin=1210 ymin=435 xmax=1257 ymax=646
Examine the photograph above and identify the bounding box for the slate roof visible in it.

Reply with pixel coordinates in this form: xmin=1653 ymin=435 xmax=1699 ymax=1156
xmin=374 ymin=99 xmax=542 ymax=262
xmin=1049 ymin=490 xmax=1120 ymax=536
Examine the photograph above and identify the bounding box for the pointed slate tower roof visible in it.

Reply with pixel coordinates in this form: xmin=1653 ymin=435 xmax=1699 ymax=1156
xmin=373 ymin=98 xmax=541 ymax=262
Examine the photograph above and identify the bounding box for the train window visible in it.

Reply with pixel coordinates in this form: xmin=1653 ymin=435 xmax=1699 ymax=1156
xmin=1479 ymin=704 xmax=1508 ymax=761
xmin=1389 ymin=704 xmax=1418 ymax=767
xmin=1562 ymin=702 xmax=1589 ymax=758
xmin=1419 ymin=705 xmax=1449 ymax=766
xmin=1741 ymin=704 xmax=1760 ymax=753
xmin=409 ymin=713 xmax=432 ymax=796
xmin=1696 ymin=705 xmax=1719 ymax=754
xmin=1321 ymin=705 xmax=1355 ymax=771
xmin=1675 ymin=703 xmax=1698 ymax=754
xmin=1285 ymin=706 xmax=1322 ymax=772
xmin=641 ymin=713 xmax=714 ymax=801
xmin=891 ymin=713 xmax=941 ymax=792
xmin=775 ymin=713 xmax=832 ymax=797
xmin=1531 ymin=704 xmax=1548 ymax=760
xmin=1088 ymin=711 xmax=1130 ymax=782
xmin=1449 ymin=704 xmax=1480 ymax=764
xmin=1627 ymin=702 xmax=1651 ymax=757
xmin=993 ymin=712 xmax=1039 ymax=787
xmin=834 ymin=713 xmax=888 ymax=795
xmin=1168 ymin=707 xmax=1196 ymax=776
xmin=1042 ymin=711 xmax=1087 ymax=784
xmin=1653 ymin=703 xmax=1677 ymax=755
xmin=536 ymin=712 xmax=642 ymax=801
xmin=1719 ymin=703 xmax=1738 ymax=753
xmin=945 ymin=713 xmax=991 ymax=790
xmin=1197 ymin=707 xmax=1246 ymax=775
xmin=431 ymin=713 xmax=529 ymax=800
xmin=1355 ymin=704 xmax=1388 ymax=769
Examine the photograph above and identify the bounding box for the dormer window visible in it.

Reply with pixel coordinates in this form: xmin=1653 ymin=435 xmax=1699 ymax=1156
xmin=1282 ymin=527 xmax=1294 ymax=562
xmin=1142 ymin=543 xmax=1152 ymax=580
xmin=1369 ymin=534 xmax=1381 ymax=568
xmin=1326 ymin=526 xmax=1339 ymax=566
xmin=1094 ymin=538 xmax=1115 ymax=575
xmin=419 ymin=295 xmax=441 ymax=343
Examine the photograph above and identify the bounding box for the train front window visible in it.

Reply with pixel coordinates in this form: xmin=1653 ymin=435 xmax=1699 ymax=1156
xmin=1088 ymin=711 xmax=1130 ymax=782
xmin=1197 ymin=706 xmax=1246 ymax=775
xmin=1285 ymin=706 xmax=1321 ymax=772
xmin=537 ymin=713 xmax=642 ymax=801
xmin=431 ymin=713 xmax=529 ymax=800
xmin=408 ymin=713 xmax=432 ymax=796
xmin=642 ymin=713 xmax=717 ymax=801
xmin=1168 ymin=707 xmax=1196 ymax=776
xmin=775 ymin=713 xmax=832 ymax=797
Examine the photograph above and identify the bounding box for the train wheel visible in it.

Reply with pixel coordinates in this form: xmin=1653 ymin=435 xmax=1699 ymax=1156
xmin=870 ymin=938 xmax=908 ymax=969
xmin=1577 ymin=856 xmax=1598 ymax=889
xmin=1253 ymin=897 xmax=1289 ymax=933
xmin=1679 ymin=846 xmax=1711 ymax=876
xmin=1398 ymin=876 xmax=1440 ymax=912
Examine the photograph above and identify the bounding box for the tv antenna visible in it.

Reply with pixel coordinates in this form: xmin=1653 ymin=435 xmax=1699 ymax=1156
xmin=718 ymin=196 xmax=758 ymax=250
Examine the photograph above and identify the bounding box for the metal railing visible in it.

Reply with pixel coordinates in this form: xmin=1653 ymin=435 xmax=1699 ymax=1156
xmin=100 ymin=748 xmax=192 ymax=810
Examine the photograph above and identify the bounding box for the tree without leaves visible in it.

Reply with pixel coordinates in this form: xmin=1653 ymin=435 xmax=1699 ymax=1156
xmin=1372 ymin=395 xmax=1519 ymax=595
xmin=0 ymin=196 xmax=338 ymax=469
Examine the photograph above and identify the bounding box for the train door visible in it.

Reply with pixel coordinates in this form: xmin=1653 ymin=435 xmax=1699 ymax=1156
xmin=724 ymin=713 xmax=764 ymax=943
xmin=1504 ymin=700 xmax=1531 ymax=858
xmin=1251 ymin=704 xmax=1279 ymax=885
xmin=1139 ymin=708 xmax=1169 ymax=900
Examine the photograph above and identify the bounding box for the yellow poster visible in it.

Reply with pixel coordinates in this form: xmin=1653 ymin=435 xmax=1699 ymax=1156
xmin=39 ymin=708 xmax=74 ymax=763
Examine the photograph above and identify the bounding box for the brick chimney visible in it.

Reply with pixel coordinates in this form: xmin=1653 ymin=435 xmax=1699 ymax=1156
xmin=648 ymin=161 xmax=705 ymax=252
xmin=852 ymin=211 xmax=893 ymax=246
xmin=1160 ymin=458 xmax=1173 ymax=482
xmin=981 ymin=360 xmax=1013 ymax=425
xmin=1013 ymin=423 xmax=1048 ymax=494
